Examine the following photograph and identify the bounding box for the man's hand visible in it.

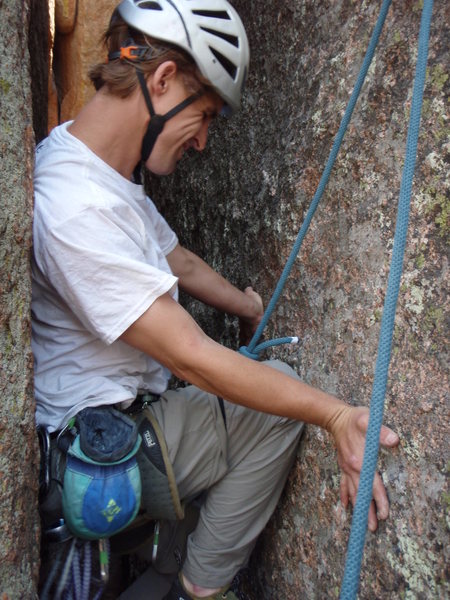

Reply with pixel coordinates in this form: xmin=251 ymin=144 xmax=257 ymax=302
xmin=327 ymin=406 xmax=399 ymax=532
xmin=239 ymin=286 xmax=264 ymax=346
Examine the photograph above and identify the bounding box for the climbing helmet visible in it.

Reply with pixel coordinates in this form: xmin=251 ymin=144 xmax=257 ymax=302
xmin=116 ymin=0 xmax=250 ymax=114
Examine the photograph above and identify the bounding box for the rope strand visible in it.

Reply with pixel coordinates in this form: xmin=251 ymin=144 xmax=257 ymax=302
xmin=340 ymin=1 xmax=433 ymax=596
xmin=240 ymin=0 xmax=393 ymax=358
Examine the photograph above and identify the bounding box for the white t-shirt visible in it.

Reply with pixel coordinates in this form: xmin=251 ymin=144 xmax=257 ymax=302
xmin=32 ymin=122 xmax=179 ymax=432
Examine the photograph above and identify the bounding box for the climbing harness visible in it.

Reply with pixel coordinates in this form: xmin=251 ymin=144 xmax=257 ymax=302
xmin=38 ymin=406 xmax=141 ymax=599
xmin=38 ymin=400 xmax=185 ymax=598
xmin=238 ymin=0 xmax=434 ymax=597
xmin=132 ymin=402 xmax=185 ymax=521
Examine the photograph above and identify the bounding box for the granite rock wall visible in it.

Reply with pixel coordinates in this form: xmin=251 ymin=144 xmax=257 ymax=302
xmin=147 ymin=1 xmax=449 ymax=598
xmin=0 ymin=1 xmax=41 ymax=597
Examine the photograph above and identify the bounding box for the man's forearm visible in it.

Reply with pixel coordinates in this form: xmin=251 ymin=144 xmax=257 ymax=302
xmin=167 ymin=244 xmax=260 ymax=320
xmin=120 ymin=292 xmax=399 ymax=532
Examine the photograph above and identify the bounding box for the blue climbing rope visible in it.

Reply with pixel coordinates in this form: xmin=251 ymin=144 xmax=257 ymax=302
xmin=237 ymin=0 xmax=433 ymax=595
xmin=340 ymin=1 xmax=433 ymax=598
xmin=239 ymin=0 xmax=393 ymax=360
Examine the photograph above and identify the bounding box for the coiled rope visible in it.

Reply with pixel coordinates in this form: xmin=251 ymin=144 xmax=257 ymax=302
xmin=41 ymin=538 xmax=106 ymax=600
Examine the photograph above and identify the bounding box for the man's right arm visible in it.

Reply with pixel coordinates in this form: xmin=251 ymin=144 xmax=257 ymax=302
xmin=121 ymin=293 xmax=341 ymax=426
xmin=120 ymin=292 xmax=399 ymax=531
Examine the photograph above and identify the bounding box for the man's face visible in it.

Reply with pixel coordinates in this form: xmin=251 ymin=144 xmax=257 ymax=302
xmin=145 ymin=76 xmax=223 ymax=176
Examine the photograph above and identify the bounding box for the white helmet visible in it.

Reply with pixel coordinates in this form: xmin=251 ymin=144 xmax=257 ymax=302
xmin=117 ymin=0 xmax=250 ymax=114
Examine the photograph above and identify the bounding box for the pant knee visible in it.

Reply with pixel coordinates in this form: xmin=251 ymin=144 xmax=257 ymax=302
xmin=262 ymin=358 xmax=301 ymax=381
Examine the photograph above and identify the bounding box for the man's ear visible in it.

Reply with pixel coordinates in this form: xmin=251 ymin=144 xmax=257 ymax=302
xmin=149 ymin=61 xmax=178 ymax=97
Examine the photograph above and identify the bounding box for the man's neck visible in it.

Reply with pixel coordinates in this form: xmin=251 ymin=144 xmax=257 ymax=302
xmin=67 ymin=88 xmax=148 ymax=180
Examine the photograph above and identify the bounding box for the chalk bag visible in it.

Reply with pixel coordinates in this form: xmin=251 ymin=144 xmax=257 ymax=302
xmin=62 ymin=406 xmax=142 ymax=540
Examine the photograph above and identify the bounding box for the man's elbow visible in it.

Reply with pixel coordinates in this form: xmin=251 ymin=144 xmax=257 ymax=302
xmin=162 ymin=333 xmax=216 ymax=384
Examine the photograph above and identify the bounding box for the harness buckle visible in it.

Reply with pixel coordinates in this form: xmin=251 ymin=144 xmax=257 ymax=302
xmin=125 ymin=393 xmax=160 ymax=416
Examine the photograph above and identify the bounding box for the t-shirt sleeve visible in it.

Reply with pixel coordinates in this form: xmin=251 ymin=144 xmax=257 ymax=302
xmin=37 ymin=205 xmax=178 ymax=344
xmin=145 ymin=197 xmax=178 ymax=256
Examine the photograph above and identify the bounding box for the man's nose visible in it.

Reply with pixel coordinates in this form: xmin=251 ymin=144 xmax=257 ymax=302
xmin=193 ymin=121 xmax=209 ymax=151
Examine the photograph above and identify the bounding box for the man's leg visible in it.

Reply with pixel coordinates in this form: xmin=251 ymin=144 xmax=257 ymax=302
xmin=151 ymin=360 xmax=304 ymax=591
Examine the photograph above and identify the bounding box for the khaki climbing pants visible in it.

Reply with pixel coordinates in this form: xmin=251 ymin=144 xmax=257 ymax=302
xmin=148 ymin=359 xmax=304 ymax=588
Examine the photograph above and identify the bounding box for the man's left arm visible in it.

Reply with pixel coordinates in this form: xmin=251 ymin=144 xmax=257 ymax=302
xmin=167 ymin=243 xmax=263 ymax=342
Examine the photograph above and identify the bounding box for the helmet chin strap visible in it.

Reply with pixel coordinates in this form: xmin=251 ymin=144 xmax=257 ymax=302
xmin=133 ymin=69 xmax=202 ymax=183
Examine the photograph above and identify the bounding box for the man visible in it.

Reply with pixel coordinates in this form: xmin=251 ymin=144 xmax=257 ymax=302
xmin=32 ymin=1 xmax=399 ymax=599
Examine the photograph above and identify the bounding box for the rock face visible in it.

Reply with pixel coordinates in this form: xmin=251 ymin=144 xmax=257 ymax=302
xmin=0 ymin=1 xmax=41 ymax=597
xmin=147 ymin=1 xmax=448 ymax=598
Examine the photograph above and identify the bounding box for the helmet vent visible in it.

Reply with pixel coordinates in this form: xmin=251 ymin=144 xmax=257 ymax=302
xmin=209 ymin=47 xmax=237 ymax=80
xmin=200 ymin=26 xmax=238 ymax=48
xmin=192 ymin=9 xmax=231 ymax=20
xmin=136 ymin=1 xmax=162 ymax=9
